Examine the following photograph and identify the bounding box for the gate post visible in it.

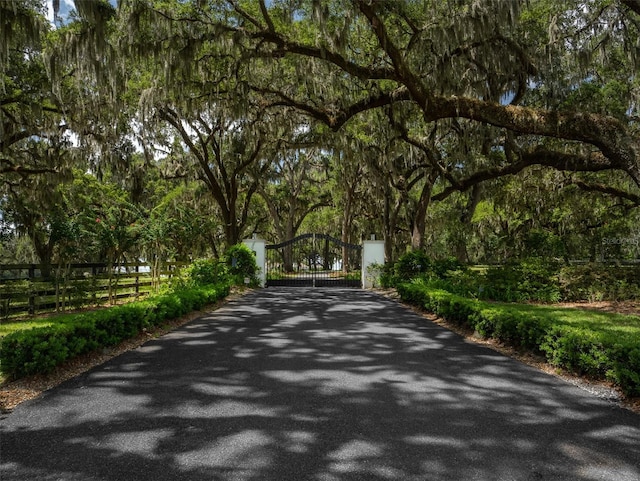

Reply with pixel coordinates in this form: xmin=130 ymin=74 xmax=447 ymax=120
xmin=362 ymin=240 xmax=385 ymax=288
xmin=242 ymin=237 xmax=266 ymax=287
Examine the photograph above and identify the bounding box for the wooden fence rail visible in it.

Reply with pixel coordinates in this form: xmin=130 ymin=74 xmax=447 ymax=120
xmin=0 ymin=261 xmax=188 ymax=319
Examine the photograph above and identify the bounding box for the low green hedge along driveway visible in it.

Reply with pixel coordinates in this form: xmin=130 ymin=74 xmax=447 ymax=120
xmin=397 ymin=280 xmax=640 ymax=396
xmin=0 ymin=283 xmax=230 ymax=380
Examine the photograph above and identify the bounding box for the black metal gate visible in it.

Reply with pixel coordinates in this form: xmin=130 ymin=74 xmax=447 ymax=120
xmin=266 ymin=234 xmax=362 ymax=288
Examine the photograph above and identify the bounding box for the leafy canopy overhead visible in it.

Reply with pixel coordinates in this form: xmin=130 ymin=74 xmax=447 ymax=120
xmin=114 ymin=0 xmax=639 ymax=188
xmin=2 ymin=0 xmax=640 ymax=261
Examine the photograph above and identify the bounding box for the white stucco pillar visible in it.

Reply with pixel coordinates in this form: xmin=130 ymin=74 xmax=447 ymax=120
xmin=242 ymin=238 xmax=266 ymax=287
xmin=362 ymin=240 xmax=385 ymax=288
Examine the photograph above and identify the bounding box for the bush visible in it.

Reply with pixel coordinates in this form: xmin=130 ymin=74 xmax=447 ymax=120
xmin=394 ymin=250 xmax=431 ymax=283
xmin=225 ymin=243 xmax=260 ymax=287
xmin=379 ymin=262 xmax=396 ymax=288
xmin=539 ymin=326 xmax=610 ymax=378
xmin=395 ymin=257 xmax=639 ymax=304
xmin=396 ymin=280 xmax=640 ymax=396
xmin=186 ymin=258 xmax=229 ymax=287
xmin=0 ymin=282 xmax=230 ymax=379
xmin=431 ymin=257 xmax=466 ymax=278
xmin=559 ymin=264 xmax=640 ymax=301
xmin=426 ymin=270 xmax=482 ymax=298
xmin=482 ymin=258 xmax=562 ymax=303
xmin=384 ymin=251 xmax=467 ymax=287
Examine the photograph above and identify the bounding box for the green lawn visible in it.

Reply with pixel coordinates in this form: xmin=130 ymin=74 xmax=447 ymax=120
xmin=491 ymin=302 xmax=640 ymax=338
xmin=0 ymin=318 xmax=58 ymax=338
xmin=0 ymin=310 xmax=116 ymax=338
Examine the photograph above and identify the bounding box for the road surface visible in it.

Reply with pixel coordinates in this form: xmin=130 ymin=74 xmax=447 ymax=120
xmin=1 ymin=288 xmax=639 ymax=480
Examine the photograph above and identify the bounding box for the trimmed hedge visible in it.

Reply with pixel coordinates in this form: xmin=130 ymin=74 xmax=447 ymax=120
xmin=397 ymin=280 xmax=640 ymax=396
xmin=0 ymin=283 xmax=230 ymax=379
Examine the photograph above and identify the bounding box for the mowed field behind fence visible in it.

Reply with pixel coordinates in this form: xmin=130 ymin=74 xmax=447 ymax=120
xmin=0 ymin=262 xmax=187 ymax=319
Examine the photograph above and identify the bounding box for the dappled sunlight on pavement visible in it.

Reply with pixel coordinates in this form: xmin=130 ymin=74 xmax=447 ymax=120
xmin=1 ymin=288 xmax=639 ymax=481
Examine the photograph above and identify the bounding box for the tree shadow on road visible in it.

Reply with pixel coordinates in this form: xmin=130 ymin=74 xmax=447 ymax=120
xmin=2 ymin=288 xmax=640 ymax=480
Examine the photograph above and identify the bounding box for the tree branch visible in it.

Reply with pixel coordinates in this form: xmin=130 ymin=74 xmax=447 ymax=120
xmin=158 ymin=107 xmax=230 ymax=216
xmin=356 ymin=0 xmax=429 ymax=106
xmin=621 ymin=0 xmax=640 ymax=16
xmin=258 ymin=0 xmax=275 ymax=32
xmin=0 ymin=163 xmax=58 ymax=177
xmin=569 ymin=179 xmax=640 ymax=206
xmin=256 ymin=85 xmax=411 ymax=130
xmin=257 ymin=83 xmax=637 ymax=186
xmin=0 ymin=130 xmax=32 ymax=150
xmin=432 ymin=148 xmax=618 ymax=201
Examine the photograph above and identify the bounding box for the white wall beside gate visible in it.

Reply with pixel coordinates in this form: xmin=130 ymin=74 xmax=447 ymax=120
xmin=362 ymin=240 xmax=385 ymax=288
xmin=242 ymin=238 xmax=266 ymax=287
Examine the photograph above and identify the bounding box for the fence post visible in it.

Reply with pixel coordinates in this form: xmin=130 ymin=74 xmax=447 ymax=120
xmin=28 ymin=264 xmax=36 ymax=315
xmin=135 ymin=263 xmax=140 ymax=296
xmin=91 ymin=265 xmax=98 ymax=305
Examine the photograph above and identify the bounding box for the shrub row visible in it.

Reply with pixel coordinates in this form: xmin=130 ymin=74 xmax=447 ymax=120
xmin=558 ymin=263 xmax=640 ymax=302
xmin=0 ymin=282 xmax=230 ymax=379
xmin=383 ymin=250 xmax=640 ymax=303
xmin=397 ymin=280 xmax=640 ymax=396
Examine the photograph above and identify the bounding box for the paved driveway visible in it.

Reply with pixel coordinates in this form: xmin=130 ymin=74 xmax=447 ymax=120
xmin=1 ymin=288 xmax=639 ymax=480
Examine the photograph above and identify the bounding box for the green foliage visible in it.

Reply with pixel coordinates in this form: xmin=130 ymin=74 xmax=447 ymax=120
xmin=423 ymin=269 xmax=483 ymax=298
xmin=386 ymin=251 xmax=467 ymax=287
xmin=182 ymin=258 xmax=229 ymax=287
xmin=394 ymin=250 xmax=431 ymax=282
xmin=379 ymin=262 xmax=396 ymax=288
xmin=397 ymin=281 xmax=640 ymax=396
xmin=388 ymin=253 xmax=639 ymax=304
xmin=523 ymin=230 xmax=566 ymax=259
xmin=0 ymin=282 xmax=230 ymax=379
xmin=224 ymin=243 xmax=260 ymax=287
xmin=142 ymin=182 xmax=222 ymax=263
xmin=400 ymin=258 xmax=562 ymax=303
xmin=5 ymin=0 xmax=640 ymax=284
xmin=483 ymin=258 xmax=562 ymax=303
xmin=342 ymin=271 xmax=361 ymax=281
xmin=559 ymin=264 xmax=640 ymax=302
xmin=561 ymin=80 xmax=631 ymax=120
xmin=365 ymin=262 xmax=384 ymax=288
xmin=431 ymin=257 xmax=467 ymax=278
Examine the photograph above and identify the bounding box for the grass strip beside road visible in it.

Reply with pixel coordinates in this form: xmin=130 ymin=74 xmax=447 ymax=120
xmin=0 ymin=318 xmax=57 ymax=338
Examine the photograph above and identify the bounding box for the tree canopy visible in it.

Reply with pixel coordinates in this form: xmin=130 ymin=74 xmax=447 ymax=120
xmin=1 ymin=0 xmax=639 ymax=265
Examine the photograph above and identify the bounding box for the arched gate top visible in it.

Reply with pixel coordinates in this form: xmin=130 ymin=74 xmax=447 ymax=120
xmin=266 ymin=233 xmax=362 ymax=251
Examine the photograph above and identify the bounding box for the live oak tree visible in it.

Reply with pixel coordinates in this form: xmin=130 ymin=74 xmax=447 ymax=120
xmin=152 ymin=101 xmax=271 ymax=247
xmin=258 ymin=141 xmax=333 ymax=267
xmin=60 ymin=0 xmax=640 ymax=250
xmin=0 ymin=6 xmax=76 ymax=274
xmin=478 ymin=169 xmax=640 ymax=262
xmin=123 ymin=0 xmax=637 ymax=251
xmin=2 ymin=1 xmax=197 ymax=267
xmin=1 ymin=0 xmax=142 ymax=272
xmin=107 ymin=0 xmax=297 ymax=248
xmin=1 ymin=1 xmax=64 ymax=181
xmin=5 ymin=0 xmax=640 ymax=264
xmin=326 ymin=112 xmax=424 ymax=260
xmin=1 ymin=0 xmax=124 ymax=184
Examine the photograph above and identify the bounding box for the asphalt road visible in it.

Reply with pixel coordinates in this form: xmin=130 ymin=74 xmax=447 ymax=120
xmin=1 ymin=288 xmax=639 ymax=481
